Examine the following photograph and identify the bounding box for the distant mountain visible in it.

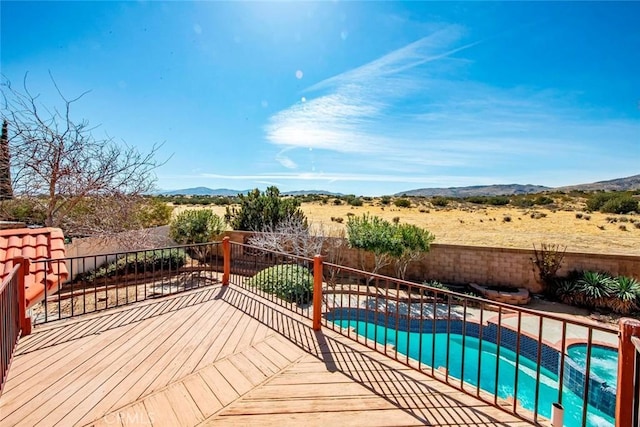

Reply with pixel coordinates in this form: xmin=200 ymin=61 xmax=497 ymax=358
xmin=160 ymin=187 xmax=247 ymax=196
xmin=555 ymin=174 xmax=640 ymax=192
xmin=395 ymin=184 xmax=550 ymax=198
xmin=282 ymin=190 xmax=343 ymax=197
xmin=395 ymin=174 xmax=640 ymax=197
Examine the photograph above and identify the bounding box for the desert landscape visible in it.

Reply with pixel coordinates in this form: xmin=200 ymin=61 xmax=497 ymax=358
xmin=173 ymin=197 xmax=640 ymax=256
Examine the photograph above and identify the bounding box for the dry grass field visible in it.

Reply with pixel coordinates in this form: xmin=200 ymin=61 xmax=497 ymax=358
xmin=172 ymin=199 xmax=640 ymax=256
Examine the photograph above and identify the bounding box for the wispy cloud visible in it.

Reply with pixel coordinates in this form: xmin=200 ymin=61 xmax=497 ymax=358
xmin=262 ymin=22 xmax=640 ymax=186
xmin=198 ymin=172 xmax=498 ymax=187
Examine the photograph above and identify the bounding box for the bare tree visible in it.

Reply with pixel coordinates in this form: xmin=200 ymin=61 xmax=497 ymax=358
xmin=1 ymin=73 xmax=165 ymax=236
xmin=248 ymin=216 xmax=324 ymax=258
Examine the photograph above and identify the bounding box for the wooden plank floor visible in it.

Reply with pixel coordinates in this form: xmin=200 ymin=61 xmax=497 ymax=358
xmin=0 ymin=285 xmax=535 ymax=427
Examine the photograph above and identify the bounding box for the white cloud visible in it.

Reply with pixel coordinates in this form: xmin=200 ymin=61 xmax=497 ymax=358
xmin=262 ymin=23 xmax=640 ymax=188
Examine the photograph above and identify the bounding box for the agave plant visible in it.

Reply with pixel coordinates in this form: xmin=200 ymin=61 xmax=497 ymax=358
xmin=556 ymin=279 xmax=582 ymax=306
xmin=578 ymin=271 xmax=615 ymax=309
xmin=609 ymin=276 xmax=640 ymax=314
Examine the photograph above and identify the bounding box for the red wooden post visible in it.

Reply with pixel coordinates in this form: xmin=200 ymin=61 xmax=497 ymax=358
xmin=16 ymin=257 xmax=31 ymax=336
xmin=615 ymin=317 xmax=640 ymax=427
xmin=312 ymin=255 xmax=323 ymax=331
xmin=222 ymin=237 xmax=230 ymax=286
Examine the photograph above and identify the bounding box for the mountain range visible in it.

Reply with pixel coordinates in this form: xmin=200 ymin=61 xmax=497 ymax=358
xmin=158 ymin=174 xmax=640 ymax=197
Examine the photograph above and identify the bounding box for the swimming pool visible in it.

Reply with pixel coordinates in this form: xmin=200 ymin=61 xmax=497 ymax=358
xmin=567 ymin=344 xmax=618 ymax=389
xmin=334 ymin=318 xmax=615 ymax=427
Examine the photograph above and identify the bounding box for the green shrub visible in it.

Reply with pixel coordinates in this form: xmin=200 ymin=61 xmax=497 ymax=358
xmin=601 ymin=196 xmax=638 ymax=214
xmin=333 ymin=199 xmax=343 ymax=205
xmin=586 ymin=192 xmax=617 ymax=211
xmin=347 ymin=197 xmax=363 ymax=207
xmin=245 ymin=264 xmax=313 ymax=304
xmin=534 ymin=196 xmax=554 ymax=205
xmin=135 ymin=197 xmax=173 ymax=227
xmin=431 ymin=196 xmax=449 ymax=207
xmin=488 ymin=196 xmax=510 ymax=206
xmin=0 ymin=198 xmax=47 ymax=225
xmin=394 ymin=198 xmax=411 ymax=208
xmin=81 ymin=249 xmax=187 ymax=282
xmin=511 ymin=197 xmax=535 ymax=208
xmin=170 ymin=209 xmax=225 ymax=244
xmin=465 ymin=196 xmax=488 ymax=204
xmin=225 ymin=186 xmax=306 ymax=231
xmin=380 ymin=196 xmax=391 ymax=205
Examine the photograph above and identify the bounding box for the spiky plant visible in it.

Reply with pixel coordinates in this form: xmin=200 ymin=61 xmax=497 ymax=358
xmin=578 ymin=271 xmax=615 ymax=309
xmin=556 ymin=279 xmax=581 ymax=306
xmin=609 ymin=276 xmax=640 ymax=314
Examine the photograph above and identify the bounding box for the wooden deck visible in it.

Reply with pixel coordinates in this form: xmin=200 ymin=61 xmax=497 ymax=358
xmin=0 ymin=285 xmax=535 ymax=426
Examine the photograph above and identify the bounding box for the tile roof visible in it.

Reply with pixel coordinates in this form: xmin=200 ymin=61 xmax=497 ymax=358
xmin=0 ymin=227 xmax=68 ymax=309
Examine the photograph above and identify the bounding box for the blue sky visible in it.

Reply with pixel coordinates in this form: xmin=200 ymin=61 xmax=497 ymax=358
xmin=1 ymin=1 xmax=638 ymax=196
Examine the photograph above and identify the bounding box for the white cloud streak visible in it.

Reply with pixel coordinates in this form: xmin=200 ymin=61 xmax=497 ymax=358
xmin=263 ymin=23 xmax=640 ymax=183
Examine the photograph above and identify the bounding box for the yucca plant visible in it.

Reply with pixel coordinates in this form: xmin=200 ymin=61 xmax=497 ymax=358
xmin=556 ymin=279 xmax=581 ymax=306
xmin=609 ymin=276 xmax=640 ymax=314
xmin=578 ymin=271 xmax=615 ymax=309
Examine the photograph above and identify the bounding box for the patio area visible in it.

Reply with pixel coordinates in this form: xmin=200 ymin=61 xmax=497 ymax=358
xmin=0 ymin=284 xmax=534 ymax=426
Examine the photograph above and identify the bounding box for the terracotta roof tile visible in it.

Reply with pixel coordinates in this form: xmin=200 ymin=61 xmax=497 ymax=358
xmin=0 ymin=227 xmax=69 ymax=309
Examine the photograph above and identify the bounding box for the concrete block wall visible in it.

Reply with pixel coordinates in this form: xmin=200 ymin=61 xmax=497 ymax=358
xmin=222 ymin=231 xmax=640 ymax=294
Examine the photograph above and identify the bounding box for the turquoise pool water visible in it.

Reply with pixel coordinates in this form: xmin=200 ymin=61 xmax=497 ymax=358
xmin=567 ymin=344 xmax=618 ymax=389
xmin=335 ymin=319 xmax=615 ymax=427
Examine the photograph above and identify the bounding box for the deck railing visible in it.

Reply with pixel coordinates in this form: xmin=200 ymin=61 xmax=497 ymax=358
xmin=32 ymin=242 xmax=222 ymax=324
xmin=15 ymin=238 xmax=626 ymax=426
xmin=616 ymin=318 xmax=640 ymax=427
xmin=225 ymin=240 xmax=620 ymax=427
xmin=0 ymin=257 xmax=28 ymax=395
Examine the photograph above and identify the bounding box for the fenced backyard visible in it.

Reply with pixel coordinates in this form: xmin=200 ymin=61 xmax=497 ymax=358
xmin=2 ymin=238 xmax=640 ymax=426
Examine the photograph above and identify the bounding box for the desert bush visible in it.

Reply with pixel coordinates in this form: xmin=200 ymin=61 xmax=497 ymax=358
xmin=245 ymin=264 xmax=313 ymax=304
xmin=333 ymin=199 xmax=343 ymax=205
xmin=170 ymin=209 xmax=225 ymax=245
xmin=575 ymin=213 xmax=583 ymax=219
xmin=488 ymin=196 xmax=510 ymax=206
xmin=331 ymin=216 xmax=344 ymax=223
xmin=392 ymin=216 xmax=400 ymax=224
xmin=586 ymin=192 xmax=617 ymax=211
xmin=587 ymin=192 xmax=638 ymax=214
xmin=530 ymin=212 xmax=547 ymax=219
xmin=394 ymin=198 xmax=411 ymax=208
xmin=225 ymin=186 xmax=306 ymax=231
xmin=635 ymin=223 xmax=640 ymax=229
xmin=465 ymin=196 xmax=487 ymax=204
xmin=511 ymin=197 xmax=535 ymax=208
xmin=135 ymin=197 xmax=173 ymax=228
xmin=347 ymin=197 xmax=363 ymax=207
xmin=601 ymin=196 xmax=638 ymax=214
xmin=534 ymin=196 xmax=554 ymax=205
xmin=619 ymin=225 xmax=628 ymax=231
xmin=380 ymin=196 xmax=391 ymax=205
xmin=418 ymin=208 xmax=430 ymax=213
xmin=584 ymin=215 xmax=591 ymax=220
xmin=431 ymin=196 xmax=449 ymax=207
xmin=0 ymin=197 xmax=47 ymax=225
xmin=502 ymin=215 xmax=512 ymax=222
xmin=79 ymin=249 xmax=187 ymax=282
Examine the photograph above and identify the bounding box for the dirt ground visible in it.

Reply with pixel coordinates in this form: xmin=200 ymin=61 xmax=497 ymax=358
xmin=173 ymin=201 xmax=640 ymax=256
